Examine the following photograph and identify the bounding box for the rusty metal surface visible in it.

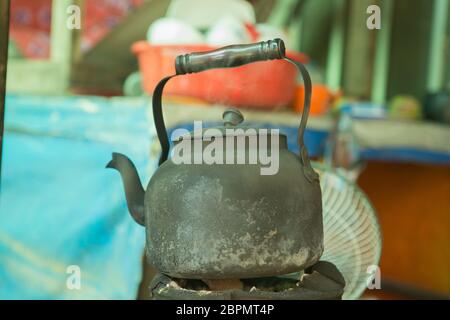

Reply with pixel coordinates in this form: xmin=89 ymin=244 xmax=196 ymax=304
xmin=144 ymin=148 xmax=323 ymax=279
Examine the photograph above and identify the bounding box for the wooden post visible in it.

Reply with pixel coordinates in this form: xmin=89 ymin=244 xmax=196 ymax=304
xmin=427 ymin=0 xmax=449 ymax=92
xmin=325 ymin=0 xmax=346 ymax=92
xmin=342 ymin=0 xmax=376 ymax=98
xmin=50 ymin=0 xmax=75 ymax=94
xmin=0 ymin=0 xmax=10 ymax=189
xmin=371 ymin=0 xmax=394 ymax=104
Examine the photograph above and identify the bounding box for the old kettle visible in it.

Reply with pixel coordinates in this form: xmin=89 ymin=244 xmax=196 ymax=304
xmin=107 ymin=39 xmax=323 ymax=279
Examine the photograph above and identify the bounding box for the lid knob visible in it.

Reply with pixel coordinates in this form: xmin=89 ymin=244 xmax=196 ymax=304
xmin=223 ymin=108 xmax=244 ymax=126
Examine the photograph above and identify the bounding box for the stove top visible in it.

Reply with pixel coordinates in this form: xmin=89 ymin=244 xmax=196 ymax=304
xmin=150 ymin=261 xmax=345 ymax=300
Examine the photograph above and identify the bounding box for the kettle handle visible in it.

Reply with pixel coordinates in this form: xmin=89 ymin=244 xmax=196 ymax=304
xmin=152 ymin=38 xmax=312 ymax=168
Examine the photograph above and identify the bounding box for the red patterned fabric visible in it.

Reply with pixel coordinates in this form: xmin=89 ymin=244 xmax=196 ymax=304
xmin=10 ymin=0 xmax=52 ymax=58
xmin=9 ymin=0 xmax=144 ymax=59
xmin=81 ymin=0 xmax=144 ymax=52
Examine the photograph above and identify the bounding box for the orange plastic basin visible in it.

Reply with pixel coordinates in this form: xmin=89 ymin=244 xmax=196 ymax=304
xmin=132 ymin=41 xmax=308 ymax=109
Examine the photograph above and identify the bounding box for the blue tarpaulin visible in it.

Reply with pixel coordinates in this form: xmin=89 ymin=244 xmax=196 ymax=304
xmin=0 ymin=95 xmax=153 ymax=299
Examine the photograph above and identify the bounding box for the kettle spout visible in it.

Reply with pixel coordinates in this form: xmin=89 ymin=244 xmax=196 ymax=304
xmin=106 ymin=152 xmax=145 ymax=226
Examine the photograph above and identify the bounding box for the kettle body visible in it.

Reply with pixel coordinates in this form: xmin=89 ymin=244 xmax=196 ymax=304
xmin=144 ymin=136 xmax=323 ymax=279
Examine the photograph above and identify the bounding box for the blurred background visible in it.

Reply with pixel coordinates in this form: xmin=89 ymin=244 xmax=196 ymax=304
xmin=0 ymin=0 xmax=449 ymax=299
